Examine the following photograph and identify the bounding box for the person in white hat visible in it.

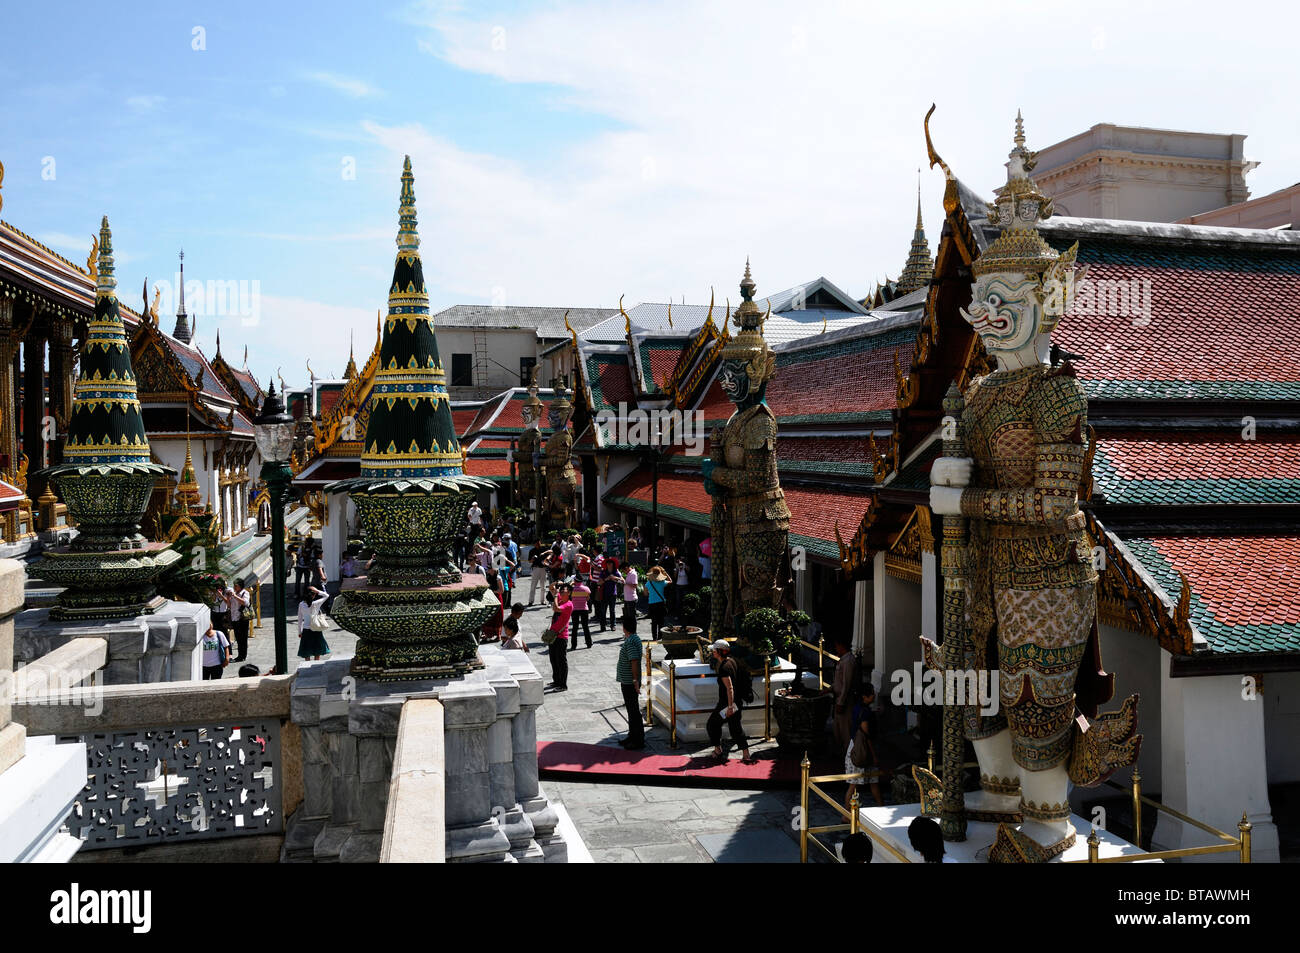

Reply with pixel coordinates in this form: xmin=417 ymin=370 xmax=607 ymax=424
xmin=706 ymin=640 xmax=753 ymax=763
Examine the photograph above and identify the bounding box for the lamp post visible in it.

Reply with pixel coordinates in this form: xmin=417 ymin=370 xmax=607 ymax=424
xmin=253 ymin=381 xmax=298 ymax=675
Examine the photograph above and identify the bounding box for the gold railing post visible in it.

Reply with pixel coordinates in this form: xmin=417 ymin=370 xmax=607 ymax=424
xmin=669 ymin=659 xmax=678 ymax=749
xmin=1087 ymin=827 xmax=1099 ymax=863
xmin=1131 ymin=768 xmax=1142 ymax=848
xmin=1239 ymin=812 xmax=1252 ymax=864
xmin=763 ymin=656 xmax=772 ymax=741
xmin=800 ymin=753 xmax=810 ymax=863
xmin=644 ymin=643 xmax=653 ymax=728
xmin=849 ymin=788 xmax=860 ymax=836
xmin=817 ymin=637 xmax=825 ymax=691
xmin=927 ymin=740 xmax=936 ymax=775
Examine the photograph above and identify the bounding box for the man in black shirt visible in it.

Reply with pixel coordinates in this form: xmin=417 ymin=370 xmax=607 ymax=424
xmin=706 ymin=640 xmax=753 ymax=764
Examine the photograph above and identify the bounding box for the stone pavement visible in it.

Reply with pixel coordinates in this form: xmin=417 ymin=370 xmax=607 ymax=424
xmin=225 ymin=571 xmax=844 ymax=861
xmin=510 ymin=586 xmax=844 ymax=863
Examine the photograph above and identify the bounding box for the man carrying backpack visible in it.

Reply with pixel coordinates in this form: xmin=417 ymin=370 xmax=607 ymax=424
xmin=706 ymin=640 xmax=754 ymax=764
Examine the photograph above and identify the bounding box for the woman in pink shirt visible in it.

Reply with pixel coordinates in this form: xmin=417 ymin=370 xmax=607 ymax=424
xmin=547 ymin=583 xmax=574 ymax=691
xmin=569 ymin=578 xmax=592 ymax=649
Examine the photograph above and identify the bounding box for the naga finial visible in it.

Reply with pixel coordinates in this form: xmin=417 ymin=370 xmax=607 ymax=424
xmin=619 ymin=295 xmax=631 ymax=336
xmin=666 ymin=301 xmax=673 ymax=329
xmin=924 ymin=104 xmax=960 ymax=216
xmin=564 ymin=309 xmax=577 ymax=348
xmin=87 ymin=233 xmax=99 ymax=279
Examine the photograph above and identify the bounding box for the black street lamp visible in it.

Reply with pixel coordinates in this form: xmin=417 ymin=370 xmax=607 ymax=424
xmin=253 ymin=381 xmax=297 ymax=675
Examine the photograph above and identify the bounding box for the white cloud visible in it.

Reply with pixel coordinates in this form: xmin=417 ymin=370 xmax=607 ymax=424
xmin=390 ymin=0 xmax=1297 ymax=313
xmin=302 ymin=71 xmax=382 ymax=99
xmin=125 ymin=94 xmax=165 ymax=112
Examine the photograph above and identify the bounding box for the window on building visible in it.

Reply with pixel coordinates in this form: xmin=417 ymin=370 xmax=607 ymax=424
xmin=451 ymin=353 xmax=473 ymax=387
xmin=520 ymin=356 xmax=537 ymax=386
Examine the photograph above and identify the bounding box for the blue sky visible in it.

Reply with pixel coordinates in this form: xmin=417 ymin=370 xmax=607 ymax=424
xmin=3 ymin=1 xmax=1297 ymax=387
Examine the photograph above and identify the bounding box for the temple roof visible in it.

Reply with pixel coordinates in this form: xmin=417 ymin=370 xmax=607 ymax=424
xmin=432 ymin=305 xmax=609 ymax=339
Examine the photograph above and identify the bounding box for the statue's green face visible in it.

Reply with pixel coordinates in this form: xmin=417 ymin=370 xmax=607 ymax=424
xmin=719 ymin=360 xmax=752 ymax=405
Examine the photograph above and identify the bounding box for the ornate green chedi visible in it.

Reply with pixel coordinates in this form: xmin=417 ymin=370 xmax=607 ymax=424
xmin=327 ymin=157 xmax=495 ymax=680
xmin=30 ymin=217 xmax=178 ymax=619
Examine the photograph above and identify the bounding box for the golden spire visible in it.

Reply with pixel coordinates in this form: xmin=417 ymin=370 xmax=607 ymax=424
xmin=176 ymin=419 xmax=202 ymax=514
xmin=343 ymin=330 xmax=358 ymax=380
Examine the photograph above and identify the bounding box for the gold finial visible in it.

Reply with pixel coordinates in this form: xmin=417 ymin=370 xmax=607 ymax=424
xmin=0 ymin=159 xmax=5 ymax=215
xmin=666 ymin=301 xmax=673 ymax=329
xmin=820 ymin=312 xmax=827 ymax=335
xmin=150 ymin=284 xmax=161 ymax=323
xmin=215 ymin=328 xmax=222 ymax=358
xmin=564 ymin=309 xmax=577 ymax=348
xmin=1014 ymin=108 xmax=1025 ymax=149
xmin=243 ymin=344 xmax=248 ymax=369
xmin=703 ymin=287 xmax=715 ymax=328
xmin=740 ymin=257 xmax=755 ymax=302
xmin=87 ymin=233 xmax=99 ymax=278
xmin=306 ymin=359 xmax=315 ymax=383
xmin=277 ymin=366 xmax=286 ymax=395
xmin=924 ymin=104 xmax=960 ymax=216
xmin=619 ymin=295 xmax=631 ymax=336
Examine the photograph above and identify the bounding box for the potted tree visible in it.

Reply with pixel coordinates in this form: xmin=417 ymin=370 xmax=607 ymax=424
xmin=760 ymin=608 xmax=833 ymax=754
xmin=660 ymin=590 xmax=704 ymax=659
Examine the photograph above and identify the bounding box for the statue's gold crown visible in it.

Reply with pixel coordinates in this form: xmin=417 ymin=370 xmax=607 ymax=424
xmin=973 ymin=111 xmax=1060 ymax=279
xmin=719 ymin=259 xmax=776 ymax=384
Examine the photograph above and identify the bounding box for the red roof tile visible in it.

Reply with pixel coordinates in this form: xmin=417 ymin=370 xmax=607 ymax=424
xmin=1058 ymin=262 xmax=1300 ymax=385
xmin=604 ymin=469 xmax=871 ymax=553
xmin=767 ymin=342 xmax=906 ymax=419
xmin=1143 ymin=534 xmax=1300 ymax=629
xmin=1098 ymin=431 xmax=1300 ymax=482
xmin=452 ymin=408 xmax=479 ymax=438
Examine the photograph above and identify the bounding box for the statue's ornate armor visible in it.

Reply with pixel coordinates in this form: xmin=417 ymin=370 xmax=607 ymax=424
xmin=542 ymin=427 xmax=575 ymax=526
xmin=710 ymin=403 xmax=790 ymax=625
xmin=515 ymin=427 xmax=540 ymax=504
xmin=960 ymin=363 xmax=1098 ymax=771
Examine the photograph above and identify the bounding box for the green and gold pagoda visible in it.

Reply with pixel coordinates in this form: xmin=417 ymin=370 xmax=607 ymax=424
xmin=30 ymin=217 xmax=178 ymax=619
xmin=327 ymin=157 xmax=495 ymax=680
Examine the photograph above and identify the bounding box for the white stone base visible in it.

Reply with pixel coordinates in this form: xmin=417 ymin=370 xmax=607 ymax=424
xmin=15 ymin=601 xmax=208 ymax=684
xmin=854 ymin=803 xmax=1159 ymax=864
xmin=0 ymin=734 xmax=87 ymax=863
xmin=649 ymin=656 xmax=813 ymax=743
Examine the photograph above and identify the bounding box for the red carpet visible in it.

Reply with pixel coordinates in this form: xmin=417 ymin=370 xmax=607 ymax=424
xmin=538 ymin=741 xmax=842 ymax=789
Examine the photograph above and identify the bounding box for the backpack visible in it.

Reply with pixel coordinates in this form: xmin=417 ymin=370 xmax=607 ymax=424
xmin=729 ymin=658 xmax=755 ymax=705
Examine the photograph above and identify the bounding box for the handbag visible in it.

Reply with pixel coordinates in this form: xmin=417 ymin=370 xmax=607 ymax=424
xmin=850 ymin=727 xmax=875 ymax=769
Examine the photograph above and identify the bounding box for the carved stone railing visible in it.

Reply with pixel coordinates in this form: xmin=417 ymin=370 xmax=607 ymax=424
xmin=14 ymin=674 xmax=301 ymax=853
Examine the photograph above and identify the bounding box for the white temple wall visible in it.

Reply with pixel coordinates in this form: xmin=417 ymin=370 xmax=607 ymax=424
xmin=873 ymin=551 xmax=922 ymax=686
xmin=1154 ymin=659 xmax=1279 ymax=862
xmin=1263 ymin=670 xmax=1300 ymax=784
